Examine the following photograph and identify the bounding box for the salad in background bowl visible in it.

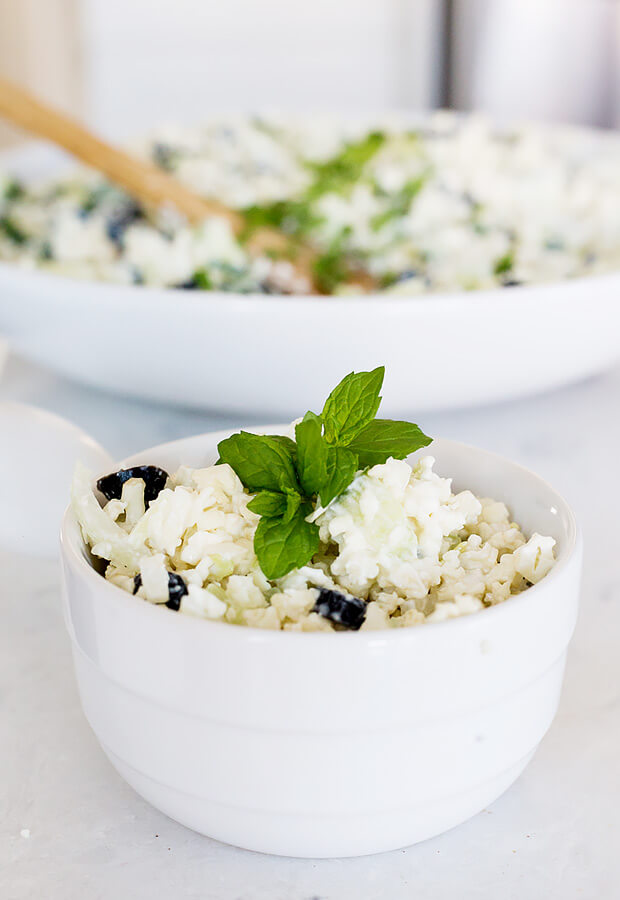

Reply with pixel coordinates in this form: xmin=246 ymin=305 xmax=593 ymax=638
xmin=3 ymin=112 xmax=620 ymax=293
xmin=1 ymin=111 xmax=620 ymax=415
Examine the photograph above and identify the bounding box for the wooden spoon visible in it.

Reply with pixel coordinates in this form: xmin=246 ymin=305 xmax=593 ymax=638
xmin=0 ymin=77 xmax=377 ymax=293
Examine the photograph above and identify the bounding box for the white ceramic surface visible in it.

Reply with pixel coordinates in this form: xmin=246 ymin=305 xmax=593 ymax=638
xmin=60 ymin=431 xmax=581 ymax=858
xmin=1 ymin=133 xmax=620 ymax=417
xmin=0 ymin=402 xmax=112 ymax=558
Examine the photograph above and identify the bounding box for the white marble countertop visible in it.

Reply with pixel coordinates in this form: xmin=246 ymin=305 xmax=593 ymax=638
xmin=2 ymin=353 xmax=619 ymax=900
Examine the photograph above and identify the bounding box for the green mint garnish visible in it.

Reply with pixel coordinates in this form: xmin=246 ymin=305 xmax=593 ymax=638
xmin=4 ymin=179 xmax=24 ymax=202
xmin=253 ymin=502 xmax=319 ymax=581
xmin=294 ymin=411 xmax=328 ymax=496
xmin=370 ymin=173 xmax=428 ymax=232
xmin=241 ymin=133 xmax=386 ymax=290
xmin=192 ymin=268 xmax=212 ymax=290
xmin=305 ymin=131 xmax=386 ymax=201
xmin=348 ymin=419 xmax=433 ymax=468
xmin=311 ymin=226 xmax=356 ymax=293
xmin=247 ymin=491 xmax=289 ymax=518
xmin=321 ymin=365 xmax=384 ymax=445
xmin=0 ymin=217 xmax=27 ymax=245
xmin=242 ymin=200 xmax=325 ymax=240
xmin=217 ymin=367 xmax=432 ymax=580
xmin=216 ymin=431 xmax=299 ymax=494
xmin=494 ymin=253 xmax=514 ymax=277
xmin=319 ymin=446 xmax=358 ymax=507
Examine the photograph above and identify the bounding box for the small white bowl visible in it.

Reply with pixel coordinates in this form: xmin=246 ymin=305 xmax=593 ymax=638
xmin=60 ymin=431 xmax=582 ymax=858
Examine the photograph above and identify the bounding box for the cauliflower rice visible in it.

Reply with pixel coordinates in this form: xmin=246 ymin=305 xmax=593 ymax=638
xmin=3 ymin=111 xmax=620 ymax=294
xmin=72 ymin=454 xmax=556 ymax=632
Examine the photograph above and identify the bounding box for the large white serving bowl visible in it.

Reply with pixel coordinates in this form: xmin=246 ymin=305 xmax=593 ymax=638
xmin=60 ymin=429 xmax=581 ymax=858
xmin=3 ymin=260 xmax=620 ymax=416
xmin=2 ymin=133 xmax=620 ymax=415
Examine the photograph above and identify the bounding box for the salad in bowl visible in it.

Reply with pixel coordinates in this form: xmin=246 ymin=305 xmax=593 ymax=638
xmin=72 ymin=368 xmax=556 ymax=632
xmin=61 ymin=366 xmax=580 ymax=856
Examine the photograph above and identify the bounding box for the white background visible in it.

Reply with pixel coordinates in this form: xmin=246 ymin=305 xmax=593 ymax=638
xmin=77 ymin=0 xmax=620 ymax=135
xmin=79 ymin=0 xmax=444 ymax=137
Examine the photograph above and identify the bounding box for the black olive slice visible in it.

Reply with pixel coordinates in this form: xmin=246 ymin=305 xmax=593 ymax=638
xmin=313 ymin=588 xmax=367 ymax=630
xmin=97 ymin=465 xmax=169 ymax=507
xmin=133 ymin=572 xmax=188 ymax=611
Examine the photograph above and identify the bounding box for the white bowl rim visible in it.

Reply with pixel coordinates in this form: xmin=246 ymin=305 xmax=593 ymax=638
xmin=2 ymin=255 xmax=620 ymax=308
xmin=60 ymin=432 xmax=581 ymax=645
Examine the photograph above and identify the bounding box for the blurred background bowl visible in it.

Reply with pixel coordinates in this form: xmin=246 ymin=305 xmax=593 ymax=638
xmin=2 ymin=247 xmax=620 ymax=416
xmin=2 ymin=122 xmax=620 ymax=417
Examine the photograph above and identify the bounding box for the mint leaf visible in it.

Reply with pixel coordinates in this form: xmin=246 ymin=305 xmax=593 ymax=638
xmin=247 ymin=491 xmax=288 ymax=518
xmin=254 ymin=505 xmax=319 ymax=580
xmin=283 ymin=491 xmax=302 ymax=523
xmin=348 ymin=419 xmax=432 ymax=467
xmin=217 ymin=432 xmax=299 ymax=493
xmin=319 ymin=447 xmax=359 ymax=506
xmin=268 ymin=434 xmax=298 ymax=463
xmin=295 ymin=412 xmax=328 ymax=495
xmin=322 ymin=367 xmax=384 ymax=445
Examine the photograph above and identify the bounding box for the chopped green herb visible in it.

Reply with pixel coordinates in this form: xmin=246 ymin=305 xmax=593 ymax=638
xmin=305 ymin=131 xmax=386 ymax=200
xmin=0 ymin=217 xmax=27 ymax=245
xmin=242 ymin=200 xmax=324 ymax=239
xmin=371 ymin=174 xmax=428 ymax=231
xmin=494 ymin=253 xmax=514 ymax=277
xmin=241 ymin=134 xmax=386 ymax=287
xmin=4 ymin=179 xmax=24 ymax=201
xmin=193 ymin=268 xmax=212 ymax=290
xmin=312 ymin=226 xmax=354 ymax=293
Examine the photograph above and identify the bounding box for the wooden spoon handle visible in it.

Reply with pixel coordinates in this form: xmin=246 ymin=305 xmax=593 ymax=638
xmin=0 ymin=77 xmax=245 ymax=228
xmin=0 ymin=77 xmax=377 ymax=294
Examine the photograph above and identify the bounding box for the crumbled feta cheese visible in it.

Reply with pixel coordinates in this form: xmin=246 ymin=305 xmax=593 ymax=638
xmin=181 ymin=585 xmax=227 ymax=620
xmin=138 ymin=554 xmax=169 ymax=604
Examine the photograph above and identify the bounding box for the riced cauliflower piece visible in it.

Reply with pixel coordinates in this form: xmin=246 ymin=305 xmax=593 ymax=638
xmin=513 ymin=533 xmax=556 ymax=584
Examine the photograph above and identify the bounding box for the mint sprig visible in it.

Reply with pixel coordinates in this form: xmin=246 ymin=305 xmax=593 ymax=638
xmin=321 ymin=366 xmax=384 ymax=445
xmin=217 ymin=367 xmax=432 ymax=580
